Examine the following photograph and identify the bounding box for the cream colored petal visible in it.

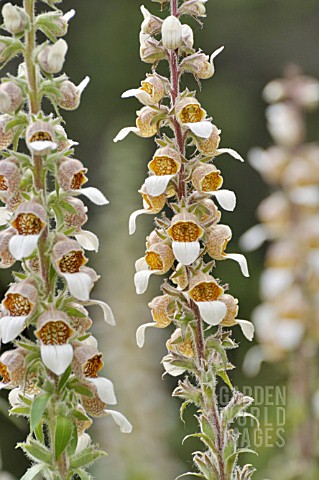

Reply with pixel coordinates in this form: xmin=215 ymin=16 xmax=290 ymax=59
xmin=196 ymin=300 xmax=227 ymax=325
xmin=75 ymin=229 xmax=99 ymax=252
xmin=136 ymin=322 xmax=157 ymax=348
xmin=75 ymin=433 xmax=91 ymax=455
xmin=172 ymin=241 xmax=199 ymax=265
xmin=186 ymin=121 xmax=213 ymax=139
xmin=144 ymin=174 xmax=173 ymax=196
xmin=41 ymin=344 xmax=73 ymax=375
xmin=162 ymin=360 xmax=186 ymax=377
xmin=88 ymin=377 xmax=117 ymax=405
xmin=89 ymin=299 xmax=116 ymax=326
xmin=217 ymin=148 xmax=244 ymax=162
xmin=224 ymin=253 xmax=249 ymax=277
xmin=236 ymin=319 xmax=255 ymax=341
xmin=63 ymin=272 xmax=93 ymax=301
xmin=0 ymin=315 xmax=27 ymax=343
xmin=28 ymin=140 xmax=58 ymax=155
xmin=77 ymin=76 xmax=90 ymax=94
xmin=9 ymin=234 xmax=40 ymax=260
xmin=63 ymin=9 xmax=76 ymax=22
xmin=77 ymin=187 xmax=109 ymax=205
xmin=104 ymin=409 xmax=133 ymax=433
xmin=134 ymin=269 xmax=158 ymax=294
xmin=121 ymin=88 xmax=142 ymax=99
xmin=135 ymin=256 xmax=148 ymax=272
xmin=113 ymin=127 xmax=139 ymax=143
xmin=212 ymin=189 xmax=236 ymax=211
xmin=239 ymin=224 xmax=267 ymax=251
xmin=129 ymin=209 xmax=147 ymax=235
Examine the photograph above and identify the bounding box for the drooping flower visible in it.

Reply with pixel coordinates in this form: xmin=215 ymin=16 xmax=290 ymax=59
xmin=122 ymin=74 xmax=167 ymax=106
xmin=187 ymin=273 xmax=226 ymax=325
xmin=25 ymin=120 xmax=57 ymax=155
xmin=192 ymin=163 xmax=236 ymax=211
xmin=136 ymin=294 xmax=174 ymax=348
xmin=144 ymin=146 xmax=181 ymax=196
xmin=129 ymin=184 xmax=167 ymax=235
xmin=114 ymin=105 xmax=166 ymax=142
xmin=219 ymin=294 xmax=254 ymax=340
xmin=167 ymin=211 xmax=204 ymax=265
xmin=0 ymin=348 xmax=26 ymax=389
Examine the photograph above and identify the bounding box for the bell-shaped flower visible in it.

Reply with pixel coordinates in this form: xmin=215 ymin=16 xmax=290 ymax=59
xmin=166 ymin=328 xmax=195 ymax=358
xmin=114 ymin=106 xmax=163 ymax=142
xmin=0 ymin=279 xmax=38 ymax=344
xmin=9 ymin=200 xmax=47 ymax=260
xmin=129 ymin=184 xmax=167 ymax=234
xmin=192 ymin=163 xmax=236 ymax=211
xmin=175 ymin=97 xmax=212 ymax=139
xmin=206 ymin=224 xmax=249 ymax=277
xmin=122 ymin=74 xmax=166 ymax=106
xmin=56 ymin=76 xmax=90 ymax=111
xmin=220 ymin=294 xmax=254 ymax=341
xmin=35 ymin=308 xmax=74 ymax=375
xmin=134 ymin=242 xmax=175 ymax=294
xmin=187 ymin=273 xmax=226 ymax=325
xmin=0 ymin=227 xmax=16 ymax=268
xmin=136 ymin=294 xmax=174 ymax=347
xmin=25 ymin=120 xmax=57 ymax=155
xmin=0 ymin=114 xmax=14 ymax=150
xmin=52 ymin=237 xmax=95 ymax=301
xmin=161 ymin=15 xmax=183 ymax=50
xmin=2 ymin=3 xmax=27 ymax=34
xmin=0 ymin=348 xmax=26 ymax=390
xmin=63 ymin=197 xmax=99 ymax=252
xmin=0 ymin=81 xmax=23 ymax=114
xmin=145 ymin=146 xmax=181 ymax=196
xmin=80 ymin=383 xmax=132 ymax=433
xmin=167 ymin=211 xmax=204 ymax=265
xmin=73 ymin=343 xmax=117 ymax=405
xmin=0 ymin=158 xmax=20 ymax=203
xmin=192 ymin=123 xmax=244 ymax=162
xmin=38 ymin=38 xmax=68 ymax=74
xmin=140 ymin=5 xmax=163 ymax=35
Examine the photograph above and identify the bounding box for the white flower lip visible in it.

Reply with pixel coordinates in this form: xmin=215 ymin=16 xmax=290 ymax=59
xmin=104 ymin=409 xmax=133 ymax=433
xmin=212 ymin=190 xmax=236 ymax=211
xmin=28 ymin=140 xmax=58 ymax=155
xmin=40 ymin=344 xmax=73 ymax=375
xmin=89 ymin=299 xmax=116 ymax=326
xmin=75 ymin=229 xmax=99 ymax=252
xmin=0 ymin=315 xmax=27 ymax=343
xmin=196 ymin=300 xmax=227 ymax=325
xmin=136 ymin=322 xmax=157 ymax=348
xmin=186 ymin=121 xmax=213 ymax=139
xmin=129 ymin=208 xmax=147 ymax=235
xmin=74 ymin=187 xmax=109 ymax=205
xmin=216 ymin=147 xmax=244 ymax=162
xmin=144 ymin=174 xmax=173 ymax=197
xmin=63 ymin=272 xmax=93 ymax=301
xmin=88 ymin=377 xmax=117 ymax=405
xmin=113 ymin=127 xmax=139 ymax=143
xmin=162 ymin=358 xmax=186 ymax=377
xmin=9 ymin=234 xmax=40 ymax=260
xmin=223 ymin=253 xmax=249 ymax=277
xmin=172 ymin=241 xmax=200 ymax=266
xmin=134 ymin=269 xmax=159 ymax=295
xmin=236 ymin=319 xmax=255 ymax=341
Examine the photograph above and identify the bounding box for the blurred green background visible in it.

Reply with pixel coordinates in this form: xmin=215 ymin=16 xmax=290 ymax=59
xmin=1 ymin=0 xmax=319 ymax=478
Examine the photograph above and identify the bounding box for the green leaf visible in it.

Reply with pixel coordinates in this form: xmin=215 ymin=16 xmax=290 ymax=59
xmin=34 ymin=422 xmax=45 ymax=444
xmin=74 ymin=469 xmax=92 ymax=480
xmin=67 ymin=423 xmax=78 ymax=457
xmin=73 ymin=410 xmax=91 ymax=423
xmin=70 ymin=447 xmax=107 ymax=469
xmin=72 ymin=384 xmax=94 ymax=397
xmin=54 ymin=415 xmax=72 ymax=460
xmin=30 ymin=393 xmax=51 ymax=433
xmin=58 ymin=365 xmax=72 ymax=393
xmin=10 ymin=406 xmax=30 ymax=416
xmin=59 ymin=200 xmax=78 ymax=214
xmin=175 ymin=473 xmax=205 ymax=479
xmin=51 ymin=204 xmax=64 ymax=228
xmin=64 ymin=307 xmax=87 ymax=318
xmin=218 ymin=370 xmax=233 ymax=389
xmin=20 ymin=439 xmax=52 ymax=463
xmin=179 ymin=400 xmax=191 ymax=424
xmin=20 ymin=464 xmax=46 ymax=480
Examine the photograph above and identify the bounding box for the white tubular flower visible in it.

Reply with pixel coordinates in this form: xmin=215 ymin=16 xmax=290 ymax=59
xmin=206 ymin=224 xmax=249 ymax=277
xmin=129 ymin=185 xmax=166 ymax=235
xmin=35 ymin=308 xmax=74 ymax=375
xmin=192 ymin=163 xmax=236 ymax=211
xmin=0 ymin=348 xmax=25 ymax=390
xmin=0 ymin=280 xmax=38 ymax=344
xmin=52 ymin=237 xmax=95 ymax=301
xmin=145 ymin=147 xmax=181 ymax=196
xmin=56 ymin=76 xmax=90 ymax=110
xmin=122 ymin=74 xmax=166 ymax=106
xmin=2 ymin=3 xmax=27 ymax=35
xmin=161 ymin=15 xmax=183 ymax=50
xmin=175 ymin=97 xmax=212 ymax=139
xmin=134 ymin=243 xmax=174 ymax=294
xmin=0 ymin=82 xmax=23 ymax=114
xmin=25 ymin=121 xmax=57 ymax=155
xmin=188 ymin=273 xmax=226 ymax=325
xmin=114 ymin=106 xmax=163 ymax=142
xmin=220 ymin=294 xmax=254 ymax=341
xmin=9 ymin=200 xmax=47 ymax=260
xmin=167 ymin=211 xmax=204 ymax=265
xmin=38 ymin=39 xmax=68 ymax=74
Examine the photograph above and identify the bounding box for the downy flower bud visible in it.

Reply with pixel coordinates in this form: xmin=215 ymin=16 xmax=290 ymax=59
xmin=35 ymin=308 xmax=74 ymax=375
xmin=57 ymin=158 xmax=88 ymax=191
xmin=219 ymin=294 xmax=254 ymax=340
xmin=140 ymin=32 xmax=166 ymax=64
xmin=38 ymin=39 xmax=68 ymax=74
xmin=161 ymin=16 xmax=183 ymax=50
xmin=37 ymin=10 xmax=76 ymax=38
xmin=167 ymin=211 xmax=204 ymax=265
xmin=0 ymin=348 xmax=26 ymax=389
xmin=179 ymin=0 xmax=207 ymax=17
xmin=196 ymin=198 xmax=221 ymax=224
xmin=181 ymin=25 xmax=194 ymax=52
xmin=140 ymin=5 xmax=162 ymax=35
xmin=2 ymin=3 xmax=28 ymax=35
xmin=56 ymin=77 xmax=90 ymax=110
xmin=0 ymin=114 xmax=14 ymax=150
xmin=166 ymin=328 xmax=194 ymax=358
xmin=25 ymin=120 xmax=57 ymax=156
xmin=0 ymin=82 xmax=23 ymax=114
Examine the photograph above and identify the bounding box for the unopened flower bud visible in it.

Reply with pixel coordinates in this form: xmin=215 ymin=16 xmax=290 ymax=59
xmin=0 ymin=348 xmax=26 ymax=388
xmin=57 ymin=158 xmax=88 ymax=191
xmin=140 ymin=33 xmax=166 ymax=64
xmin=181 ymin=25 xmax=194 ymax=51
xmin=56 ymin=77 xmax=90 ymax=111
xmin=38 ymin=39 xmax=68 ymax=74
xmin=37 ymin=10 xmax=75 ymax=38
xmin=161 ymin=16 xmax=183 ymax=51
xmin=167 ymin=328 xmax=194 ymax=358
xmin=148 ymin=295 xmax=174 ymax=328
xmin=0 ymin=158 xmax=20 ymax=198
xmin=146 ymin=229 xmax=166 ymax=248
xmin=2 ymin=3 xmax=27 ymax=35
xmin=179 ymin=0 xmax=207 ymax=17
xmin=140 ymin=5 xmax=162 ymax=35
xmin=0 ymin=115 xmax=14 ymax=150
xmin=0 ymin=82 xmax=23 ymax=114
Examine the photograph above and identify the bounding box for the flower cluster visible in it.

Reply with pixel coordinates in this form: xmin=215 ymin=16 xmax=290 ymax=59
xmin=0 ymin=1 xmax=131 ymax=478
xmin=115 ymin=1 xmax=255 ymax=478
xmin=241 ymin=66 xmax=319 ymax=477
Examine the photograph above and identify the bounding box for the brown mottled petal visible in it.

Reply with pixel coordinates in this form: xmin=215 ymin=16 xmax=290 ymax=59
xmin=0 ymin=115 xmax=14 ymax=150
xmin=194 ymin=125 xmax=221 ymax=156
xmin=3 ymin=280 xmax=38 ymax=317
xmin=0 ymin=227 xmax=16 ymax=268
xmin=0 ymin=82 xmax=23 ymax=114
xmin=206 ymin=224 xmax=232 ymax=260
xmin=136 ymin=107 xmax=159 ymax=137
xmin=0 ymin=348 xmax=25 ymax=388
xmin=219 ymin=294 xmax=239 ymax=327
xmin=63 ymin=197 xmax=88 ymax=232
xmin=73 ymin=344 xmax=103 ymax=379
xmin=58 ymin=159 xmax=88 ymax=191
xmin=0 ymin=159 xmax=20 ymax=193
